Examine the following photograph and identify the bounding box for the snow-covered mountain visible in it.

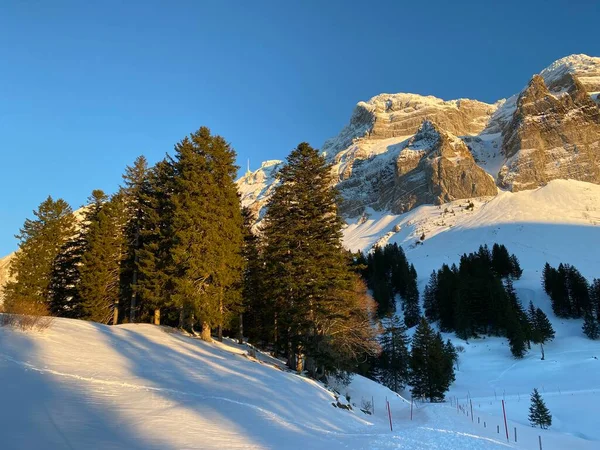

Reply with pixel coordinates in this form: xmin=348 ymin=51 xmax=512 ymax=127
xmin=238 ymin=54 xmax=600 ymax=221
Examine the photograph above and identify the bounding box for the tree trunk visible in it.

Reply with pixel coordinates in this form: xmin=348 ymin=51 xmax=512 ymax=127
xmin=178 ymin=307 xmax=184 ymax=329
xmin=129 ymin=230 xmax=139 ymax=323
xmin=296 ymin=350 xmax=304 ymax=374
xmin=112 ymin=301 xmax=119 ymax=325
xmin=217 ymin=288 xmax=223 ymax=342
xmin=238 ymin=312 xmax=244 ymax=345
xmin=540 ymin=343 xmax=545 ymax=360
xmin=201 ymin=321 xmax=211 ymax=342
xmin=153 ymin=308 xmax=161 ymax=325
xmin=273 ymin=312 xmax=279 ymax=355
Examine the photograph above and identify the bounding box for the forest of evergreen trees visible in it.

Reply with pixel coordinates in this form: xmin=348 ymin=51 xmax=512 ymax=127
xmin=2 ymin=128 xmax=380 ymax=381
xmin=543 ymin=262 xmax=600 ymax=340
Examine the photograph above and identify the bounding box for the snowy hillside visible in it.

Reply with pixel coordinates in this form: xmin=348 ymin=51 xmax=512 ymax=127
xmin=0 ymin=317 xmax=575 ymax=450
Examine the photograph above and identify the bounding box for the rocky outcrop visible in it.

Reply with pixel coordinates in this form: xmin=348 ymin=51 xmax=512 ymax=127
xmin=323 ymin=94 xmax=498 ymax=182
xmin=498 ymin=73 xmax=600 ymax=191
xmin=337 ymin=121 xmax=498 ymax=215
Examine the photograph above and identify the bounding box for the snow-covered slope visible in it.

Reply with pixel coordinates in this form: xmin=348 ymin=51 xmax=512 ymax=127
xmin=0 ymin=317 xmax=557 ymax=450
xmin=344 ymin=179 xmax=600 ymax=448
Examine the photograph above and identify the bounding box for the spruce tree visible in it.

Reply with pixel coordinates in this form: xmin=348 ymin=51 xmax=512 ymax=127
xmin=591 ymin=279 xmax=600 ymax=322
xmin=4 ymin=196 xmax=76 ymax=315
xmin=423 ymin=271 xmax=439 ymax=322
xmin=582 ymin=312 xmax=600 ymax=340
xmin=120 ymin=155 xmax=149 ymax=323
xmin=240 ymin=207 xmax=266 ymax=345
xmin=376 ymin=315 xmax=410 ymax=393
xmin=137 ymin=159 xmax=176 ymax=325
xmin=48 ymin=232 xmax=85 ymax=318
xmin=169 ymin=127 xmax=244 ymax=340
xmin=530 ymin=307 xmax=555 ymax=360
xmin=262 ymin=142 xmax=378 ymax=375
xmin=409 ymin=317 xmax=455 ymax=402
xmin=528 ymin=388 xmax=552 ymax=429
xmin=79 ymin=191 xmax=128 ymax=324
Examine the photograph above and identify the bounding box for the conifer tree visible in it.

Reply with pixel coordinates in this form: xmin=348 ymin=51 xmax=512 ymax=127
xmin=509 ymin=254 xmax=523 ymax=279
xmin=120 ymin=155 xmax=149 ymax=323
xmin=240 ymin=207 xmax=266 ymax=345
xmin=137 ymin=159 xmax=176 ymax=325
xmin=402 ymin=264 xmax=420 ymax=328
xmin=582 ymin=312 xmax=600 ymax=340
xmin=48 ymin=232 xmax=85 ymax=318
xmin=528 ymin=388 xmax=552 ymax=429
xmin=4 ymin=196 xmax=76 ymax=315
xmin=262 ymin=142 xmax=378 ymax=375
xmin=530 ymin=307 xmax=555 ymax=360
xmin=376 ymin=315 xmax=410 ymax=393
xmin=169 ymin=127 xmax=244 ymax=340
xmin=591 ymin=279 xmax=600 ymax=322
xmin=409 ymin=317 xmax=455 ymax=402
xmin=423 ymin=271 xmax=439 ymax=322
xmin=491 ymin=243 xmax=512 ymax=277
xmin=79 ymin=191 xmax=128 ymax=324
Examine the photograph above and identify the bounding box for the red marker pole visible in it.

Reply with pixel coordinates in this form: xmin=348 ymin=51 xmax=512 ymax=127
xmin=502 ymin=400 xmax=509 ymax=441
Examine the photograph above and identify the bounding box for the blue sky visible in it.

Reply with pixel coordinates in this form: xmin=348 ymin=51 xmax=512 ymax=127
xmin=1 ymin=0 xmax=599 ymax=254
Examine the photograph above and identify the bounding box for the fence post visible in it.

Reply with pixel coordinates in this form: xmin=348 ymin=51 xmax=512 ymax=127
xmin=372 ymin=396 xmax=374 ymax=414
xmin=502 ymin=399 xmax=509 ymax=441
xmin=410 ymin=397 xmax=413 ymax=421
xmin=484 ymin=421 xmax=486 ymax=428
xmin=497 ymin=425 xmax=500 ymax=433
xmin=386 ymin=400 xmax=393 ymax=431
xmin=470 ymin=399 xmax=473 ymax=422
xmin=514 ymin=427 xmax=517 ymax=442
xmin=539 ymin=435 xmax=543 ymax=450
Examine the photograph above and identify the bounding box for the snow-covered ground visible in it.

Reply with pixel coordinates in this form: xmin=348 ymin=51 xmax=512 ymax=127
xmin=0 ymin=317 xmax=545 ymax=450
xmin=343 ymin=178 xmax=600 ymax=448
xmin=1 ymin=181 xmax=598 ymax=449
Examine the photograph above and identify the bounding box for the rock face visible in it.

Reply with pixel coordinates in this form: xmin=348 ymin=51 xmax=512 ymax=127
xmin=236 ymin=54 xmax=600 ymax=223
xmin=336 ymin=121 xmax=497 ymax=215
xmin=323 ymin=93 xmax=498 ymax=181
xmin=498 ymin=73 xmax=600 ymax=191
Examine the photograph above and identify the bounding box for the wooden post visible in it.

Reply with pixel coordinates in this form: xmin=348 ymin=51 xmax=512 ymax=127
xmin=514 ymin=427 xmax=517 ymax=442
xmin=539 ymin=435 xmax=542 ymax=450
xmin=153 ymin=308 xmax=160 ymax=325
xmin=470 ymin=399 xmax=473 ymax=422
xmin=484 ymin=421 xmax=486 ymax=428
xmin=410 ymin=397 xmax=413 ymax=420
xmin=497 ymin=425 xmax=500 ymax=433
xmin=372 ymin=396 xmax=374 ymax=414
xmin=502 ymin=399 xmax=509 ymax=441
xmin=386 ymin=400 xmax=393 ymax=431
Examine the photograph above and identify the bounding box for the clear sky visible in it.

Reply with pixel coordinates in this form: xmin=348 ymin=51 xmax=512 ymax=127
xmin=1 ymin=0 xmax=599 ymax=255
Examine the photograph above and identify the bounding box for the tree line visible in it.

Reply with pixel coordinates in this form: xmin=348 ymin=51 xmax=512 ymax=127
xmin=543 ymin=262 xmax=600 ymax=340
xmin=3 ymin=128 xmax=379 ymax=380
xmin=422 ymin=244 xmax=555 ymax=359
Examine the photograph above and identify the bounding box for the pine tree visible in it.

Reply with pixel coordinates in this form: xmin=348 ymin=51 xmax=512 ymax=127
xmin=591 ymin=279 xmax=600 ymax=323
xmin=137 ymin=159 xmax=176 ymax=325
xmin=403 ymin=265 xmax=420 ymax=328
xmin=169 ymin=127 xmax=244 ymax=340
xmin=582 ymin=312 xmax=600 ymax=340
xmin=530 ymin=307 xmax=555 ymax=360
xmin=409 ymin=317 xmax=455 ymax=402
xmin=48 ymin=232 xmax=85 ymax=318
xmin=4 ymin=196 xmax=76 ymax=315
xmin=376 ymin=316 xmax=410 ymax=393
xmin=262 ymin=142 xmax=378 ymax=375
xmin=491 ymin=243 xmax=512 ymax=277
xmin=240 ymin=207 xmax=267 ymax=345
xmin=509 ymin=254 xmax=523 ymax=279
xmin=79 ymin=191 xmax=128 ymax=324
xmin=120 ymin=155 xmax=149 ymax=323
xmin=528 ymin=388 xmax=552 ymax=429
xmin=423 ymin=271 xmax=439 ymax=322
